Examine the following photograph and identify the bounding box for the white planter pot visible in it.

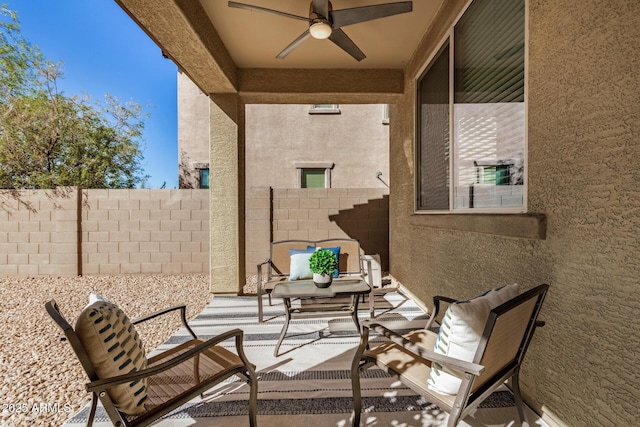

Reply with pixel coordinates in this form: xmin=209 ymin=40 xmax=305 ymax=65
xmin=313 ymin=272 xmax=332 ymax=288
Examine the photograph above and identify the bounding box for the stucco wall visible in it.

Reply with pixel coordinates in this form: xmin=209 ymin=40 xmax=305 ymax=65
xmin=0 ymin=188 xmax=210 ymax=276
xmin=390 ymin=0 xmax=639 ymax=426
xmin=178 ymin=71 xmax=211 ymax=188
xmin=245 ymin=104 xmax=390 ymax=189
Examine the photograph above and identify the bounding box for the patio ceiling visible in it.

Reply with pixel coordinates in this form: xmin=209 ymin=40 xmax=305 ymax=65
xmin=115 ymin=0 xmax=444 ymax=103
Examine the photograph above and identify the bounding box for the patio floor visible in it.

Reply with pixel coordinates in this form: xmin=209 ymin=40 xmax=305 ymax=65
xmin=63 ymin=290 xmax=550 ymax=426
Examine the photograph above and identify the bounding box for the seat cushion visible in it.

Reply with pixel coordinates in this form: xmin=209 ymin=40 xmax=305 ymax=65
xmin=288 ymin=249 xmax=315 ymax=280
xmin=427 ymin=284 xmax=519 ymax=395
xmin=75 ymin=299 xmax=148 ymax=414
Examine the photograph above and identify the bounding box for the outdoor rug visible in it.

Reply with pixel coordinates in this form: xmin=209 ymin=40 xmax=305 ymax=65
xmin=64 ymin=291 xmax=545 ymax=427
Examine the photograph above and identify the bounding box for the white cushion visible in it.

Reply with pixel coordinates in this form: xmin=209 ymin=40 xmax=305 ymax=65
xmin=75 ymin=299 xmax=148 ymax=414
xmin=288 ymin=251 xmax=315 ymax=280
xmin=427 ymin=284 xmax=519 ymax=395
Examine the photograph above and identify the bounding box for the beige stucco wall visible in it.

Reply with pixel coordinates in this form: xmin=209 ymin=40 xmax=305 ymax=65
xmin=244 ymin=104 xmax=390 ymax=189
xmin=390 ymin=1 xmax=640 ymax=426
xmin=0 ymin=188 xmax=210 ymax=276
xmin=178 ymin=71 xmax=211 ymax=188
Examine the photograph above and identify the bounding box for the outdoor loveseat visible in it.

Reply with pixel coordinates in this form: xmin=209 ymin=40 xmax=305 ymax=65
xmin=256 ymin=238 xmax=373 ymax=322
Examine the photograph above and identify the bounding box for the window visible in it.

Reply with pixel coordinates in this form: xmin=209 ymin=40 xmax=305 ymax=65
xmin=309 ymin=104 xmax=341 ymax=114
xmin=296 ymin=162 xmax=333 ymax=188
xmin=382 ymin=104 xmax=390 ymax=125
xmin=199 ymin=168 xmax=209 ymax=189
xmin=416 ymin=0 xmax=525 ymax=213
xmin=301 ymin=169 xmax=326 ymax=188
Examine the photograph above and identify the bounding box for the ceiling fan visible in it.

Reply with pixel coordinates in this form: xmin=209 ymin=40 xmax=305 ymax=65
xmin=228 ymin=0 xmax=413 ymax=61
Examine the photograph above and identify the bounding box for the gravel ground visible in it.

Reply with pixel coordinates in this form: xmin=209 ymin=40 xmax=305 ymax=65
xmin=0 ymin=274 xmax=212 ymax=427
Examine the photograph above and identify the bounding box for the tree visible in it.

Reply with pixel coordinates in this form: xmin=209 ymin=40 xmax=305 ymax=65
xmin=0 ymin=6 xmax=149 ymax=189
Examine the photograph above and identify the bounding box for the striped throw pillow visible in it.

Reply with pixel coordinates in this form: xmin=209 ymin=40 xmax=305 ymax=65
xmin=427 ymin=284 xmax=519 ymax=395
xmin=75 ymin=299 xmax=148 ymax=415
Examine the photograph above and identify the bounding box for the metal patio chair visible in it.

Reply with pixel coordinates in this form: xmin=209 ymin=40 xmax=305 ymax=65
xmin=46 ymin=300 xmax=258 ymax=427
xmin=351 ymin=283 xmax=549 ymax=427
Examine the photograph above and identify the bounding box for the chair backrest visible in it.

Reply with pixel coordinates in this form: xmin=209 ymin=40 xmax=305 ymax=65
xmin=268 ymin=238 xmax=363 ymax=278
xmin=45 ymin=300 xmax=100 ymax=382
xmin=316 ymin=238 xmax=363 ymax=276
xmin=471 ymin=284 xmax=548 ymax=393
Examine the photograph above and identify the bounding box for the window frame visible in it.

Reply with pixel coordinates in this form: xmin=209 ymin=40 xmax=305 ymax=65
xmin=414 ymin=0 xmax=528 ymax=215
xmin=198 ymin=168 xmax=210 ymax=189
xmin=295 ymin=162 xmax=334 ymax=188
xmin=308 ymin=104 xmax=341 ymax=114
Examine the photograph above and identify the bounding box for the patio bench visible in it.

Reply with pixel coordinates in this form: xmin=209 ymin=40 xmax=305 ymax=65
xmin=256 ymin=238 xmax=376 ymax=322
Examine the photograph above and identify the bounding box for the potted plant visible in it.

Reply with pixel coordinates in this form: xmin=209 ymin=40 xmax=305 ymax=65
xmin=309 ymin=249 xmax=338 ymax=288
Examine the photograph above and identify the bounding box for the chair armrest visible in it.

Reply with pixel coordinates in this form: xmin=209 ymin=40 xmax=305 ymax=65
xmin=132 ymin=305 xmax=197 ymax=340
xmin=256 ymin=259 xmax=272 ymax=291
xmin=425 ymin=295 xmax=458 ymax=330
xmin=362 ymin=320 xmax=484 ymax=376
xmin=86 ymin=328 xmax=246 ymax=392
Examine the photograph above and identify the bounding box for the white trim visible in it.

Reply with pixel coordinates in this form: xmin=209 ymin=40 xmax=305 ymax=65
xmin=296 ymin=163 xmax=334 ymax=188
xmin=308 ymin=104 xmax=340 ymax=114
xmin=382 ymin=104 xmax=390 ymax=125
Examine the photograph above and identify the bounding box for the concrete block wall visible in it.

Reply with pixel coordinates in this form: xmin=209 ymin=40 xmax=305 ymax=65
xmin=0 ymin=188 xmax=209 ymax=277
xmin=0 ymin=188 xmax=80 ymax=277
xmin=245 ymin=187 xmax=389 ymax=277
xmin=81 ymin=189 xmax=209 ymax=275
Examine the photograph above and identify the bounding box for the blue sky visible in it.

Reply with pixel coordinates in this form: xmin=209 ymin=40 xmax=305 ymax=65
xmin=9 ymin=1 xmax=179 ymax=189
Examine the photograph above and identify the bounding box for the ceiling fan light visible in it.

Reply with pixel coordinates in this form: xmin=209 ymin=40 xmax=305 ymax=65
xmin=309 ymin=20 xmax=332 ymax=39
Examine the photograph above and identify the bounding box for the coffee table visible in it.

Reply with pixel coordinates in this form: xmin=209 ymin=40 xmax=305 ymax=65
xmin=270 ymin=277 xmax=371 ymax=356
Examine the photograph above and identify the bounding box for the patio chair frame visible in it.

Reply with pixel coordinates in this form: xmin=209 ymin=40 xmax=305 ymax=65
xmin=46 ymin=300 xmax=258 ymax=427
xmin=350 ymin=283 xmax=549 ymax=427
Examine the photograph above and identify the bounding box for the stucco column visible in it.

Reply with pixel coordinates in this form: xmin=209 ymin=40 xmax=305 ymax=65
xmin=209 ymin=94 xmax=245 ymax=294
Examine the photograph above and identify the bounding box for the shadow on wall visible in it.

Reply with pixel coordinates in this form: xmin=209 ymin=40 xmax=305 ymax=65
xmin=178 ymin=149 xmax=199 ymax=189
xmin=329 ymin=194 xmax=389 ymax=270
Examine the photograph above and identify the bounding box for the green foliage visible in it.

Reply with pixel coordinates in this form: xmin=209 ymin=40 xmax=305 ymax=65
xmin=0 ymin=6 xmax=149 ymax=189
xmin=309 ymin=249 xmax=337 ymax=276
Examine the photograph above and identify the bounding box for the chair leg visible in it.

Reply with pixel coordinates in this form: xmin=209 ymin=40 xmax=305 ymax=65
xmin=351 ymin=329 xmax=371 ymax=427
xmin=511 ymin=370 xmax=529 ymax=427
xmin=86 ymin=393 xmax=98 ymax=427
xmin=247 ymin=368 xmax=259 ymax=427
xmin=258 ymin=291 xmax=264 ymax=323
xmin=351 ymin=365 xmax=362 ymax=427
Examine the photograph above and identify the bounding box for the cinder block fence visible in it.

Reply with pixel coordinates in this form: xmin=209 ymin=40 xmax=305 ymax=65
xmin=0 ymin=188 xmax=209 ymax=277
xmin=1 ymin=187 xmax=388 ymax=280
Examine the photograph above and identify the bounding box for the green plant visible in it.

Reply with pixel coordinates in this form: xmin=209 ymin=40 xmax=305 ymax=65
xmin=308 ymin=249 xmax=337 ymax=276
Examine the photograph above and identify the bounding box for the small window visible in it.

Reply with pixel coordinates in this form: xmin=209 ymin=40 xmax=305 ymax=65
xmin=382 ymin=104 xmax=390 ymax=125
xmin=301 ymin=169 xmax=326 ymax=188
xmin=199 ymin=168 xmax=210 ymax=189
xmin=309 ymin=104 xmax=341 ymax=114
xmin=296 ymin=162 xmax=334 ymax=188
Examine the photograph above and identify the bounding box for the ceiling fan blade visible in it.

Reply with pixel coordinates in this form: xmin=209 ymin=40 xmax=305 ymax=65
xmin=276 ymin=30 xmax=311 ymax=59
xmin=328 ymin=28 xmax=366 ymax=61
xmin=330 ymin=1 xmax=413 ymax=29
xmin=228 ymin=1 xmax=309 ymax=22
xmin=312 ymin=0 xmax=330 ymax=19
